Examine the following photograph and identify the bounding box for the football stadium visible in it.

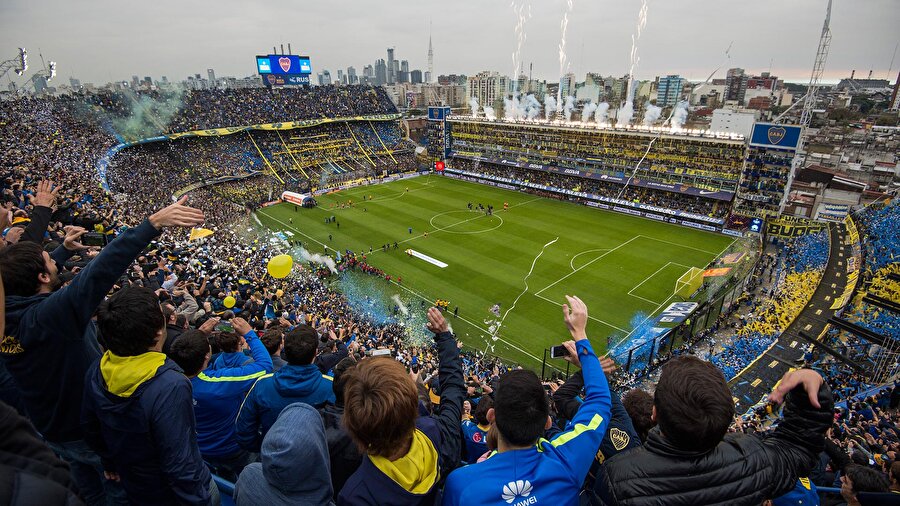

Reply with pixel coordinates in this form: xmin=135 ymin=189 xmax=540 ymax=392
xmin=1 ymin=2 xmax=899 ymax=504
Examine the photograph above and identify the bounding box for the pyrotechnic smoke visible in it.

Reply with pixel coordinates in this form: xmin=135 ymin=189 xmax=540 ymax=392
xmin=88 ymin=87 xmax=185 ymax=143
xmin=556 ymin=0 xmax=576 ymax=110
xmin=581 ymin=101 xmax=597 ymax=122
xmin=469 ymin=96 xmax=479 ymax=117
xmin=563 ymin=96 xmax=576 ymax=121
xmin=619 ymin=0 xmax=648 ymax=128
xmin=504 ymin=96 xmax=518 ymax=120
xmin=390 ymin=294 xmax=409 ymax=316
xmin=524 ymin=94 xmax=542 ymax=119
xmin=643 ymin=104 xmax=662 ymax=126
xmin=616 ymin=101 xmax=634 ymax=127
xmin=544 ymin=95 xmax=557 ymax=120
xmin=483 ymin=106 xmax=497 ymax=120
xmin=298 ymin=246 xmax=337 ymax=274
xmin=670 ymin=101 xmax=689 ymax=130
xmin=510 ymin=1 xmax=532 ymax=96
xmin=595 ymin=102 xmax=610 ymax=124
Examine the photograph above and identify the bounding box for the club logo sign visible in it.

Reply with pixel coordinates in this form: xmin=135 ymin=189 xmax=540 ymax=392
xmin=767 ymin=126 xmax=786 ymax=145
xmin=278 ymin=57 xmax=292 ymax=73
xmin=266 ymin=75 xmax=276 ymax=85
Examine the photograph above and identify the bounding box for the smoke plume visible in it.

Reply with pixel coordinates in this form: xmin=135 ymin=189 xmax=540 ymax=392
xmin=616 ymin=101 xmax=634 ymax=127
xmin=643 ymin=104 xmax=662 ymax=126
xmin=581 ymin=101 xmax=597 ymax=122
xmin=563 ymin=96 xmax=576 ymax=121
xmin=544 ymin=95 xmax=557 ymax=120
xmin=671 ymin=101 xmax=689 ymax=129
xmin=483 ymin=106 xmax=497 ymax=120
xmin=595 ymin=102 xmax=610 ymax=124
xmin=298 ymin=246 xmax=337 ymax=274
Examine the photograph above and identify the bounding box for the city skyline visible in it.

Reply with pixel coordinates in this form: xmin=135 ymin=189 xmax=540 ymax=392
xmin=0 ymin=0 xmax=897 ymax=87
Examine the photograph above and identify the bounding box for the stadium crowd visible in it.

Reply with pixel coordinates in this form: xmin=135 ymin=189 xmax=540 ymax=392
xmin=448 ymin=158 xmax=730 ymax=220
xmin=1 ymin=88 xmax=899 ymax=506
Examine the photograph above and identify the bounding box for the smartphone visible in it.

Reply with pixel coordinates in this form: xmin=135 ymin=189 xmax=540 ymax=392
xmin=215 ymin=321 xmax=234 ymax=333
xmin=82 ymin=232 xmax=108 ymax=247
xmin=550 ymin=344 xmax=570 ymax=358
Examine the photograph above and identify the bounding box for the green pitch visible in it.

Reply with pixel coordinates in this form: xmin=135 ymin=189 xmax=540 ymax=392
xmin=256 ymin=174 xmax=733 ymax=369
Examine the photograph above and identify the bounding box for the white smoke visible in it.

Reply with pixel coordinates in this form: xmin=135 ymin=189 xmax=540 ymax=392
xmin=563 ymin=96 xmax=576 ymax=121
xmin=581 ymin=101 xmax=597 ymax=122
xmin=544 ymin=95 xmax=557 ymax=120
xmin=299 ymin=246 xmax=337 ymax=274
xmin=616 ymin=101 xmax=634 ymax=127
xmin=643 ymin=104 xmax=662 ymax=126
xmin=524 ymin=94 xmax=542 ymax=119
xmin=483 ymin=106 xmax=496 ymax=120
xmin=469 ymin=96 xmax=479 ymax=117
xmin=671 ymin=101 xmax=689 ymax=130
xmin=504 ymin=96 xmax=518 ymax=120
xmin=391 ymin=294 xmax=409 ymax=316
xmin=595 ymin=102 xmax=610 ymax=124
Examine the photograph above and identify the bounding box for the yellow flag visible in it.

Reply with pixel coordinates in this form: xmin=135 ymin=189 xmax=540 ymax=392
xmin=188 ymin=228 xmax=214 ymax=242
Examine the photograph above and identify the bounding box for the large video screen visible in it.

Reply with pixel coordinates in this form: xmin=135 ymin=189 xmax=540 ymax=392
xmin=256 ymin=55 xmax=312 ymax=75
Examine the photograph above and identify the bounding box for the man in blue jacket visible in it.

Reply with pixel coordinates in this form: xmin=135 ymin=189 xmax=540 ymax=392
xmin=169 ymin=317 xmax=273 ymax=481
xmin=442 ymin=295 xmax=612 ymax=506
xmin=236 ymin=324 xmax=336 ymax=452
xmin=0 ymin=195 xmax=203 ymax=503
xmin=81 ymin=286 xmax=216 ymax=506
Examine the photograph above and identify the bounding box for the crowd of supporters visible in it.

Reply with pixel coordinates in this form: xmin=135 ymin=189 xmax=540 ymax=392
xmin=1 ymin=88 xmax=899 ymax=506
xmin=448 ymin=158 xmax=729 ymax=220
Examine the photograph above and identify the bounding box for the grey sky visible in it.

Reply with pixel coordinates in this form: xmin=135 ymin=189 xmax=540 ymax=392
xmin=1 ymin=0 xmax=898 ymax=86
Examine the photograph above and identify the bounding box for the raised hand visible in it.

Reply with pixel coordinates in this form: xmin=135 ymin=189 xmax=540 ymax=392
xmin=148 ymin=196 xmax=205 ymax=230
xmin=426 ymin=307 xmax=450 ymax=334
xmin=62 ymin=226 xmax=87 ymax=251
xmin=562 ymin=295 xmax=588 ymax=341
xmin=232 ymin=317 xmax=252 ymax=337
xmin=29 ymin=180 xmax=60 ymax=208
xmin=768 ymin=368 xmax=824 ymax=409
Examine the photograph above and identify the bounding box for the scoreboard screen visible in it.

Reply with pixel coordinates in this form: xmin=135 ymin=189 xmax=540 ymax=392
xmin=256 ymin=55 xmax=312 ymax=75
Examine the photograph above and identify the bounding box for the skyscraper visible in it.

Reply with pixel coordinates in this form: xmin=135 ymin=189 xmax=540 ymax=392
xmin=347 ymin=66 xmax=358 ymax=85
xmin=410 ymin=70 xmax=423 ymax=84
xmin=387 ymin=47 xmax=395 ymax=84
xmin=207 ymin=69 xmax=216 ymax=89
xmin=725 ymin=68 xmax=748 ymax=103
xmin=375 ymin=59 xmax=387 ymax=86
xmin=656 ymin=75 xmax=683 ymax=107
xmin=399 ymin=60 xmax=409 ymax=83
xmin=427 ymin=34 xmax=434 ymax=84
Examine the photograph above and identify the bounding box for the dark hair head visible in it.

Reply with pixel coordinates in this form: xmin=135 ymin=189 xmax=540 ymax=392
xmin=845 ymin=464 xmax=890 ymax=494
xmin=215 ymin=332 xmax=242 ymax=353
xmin=474 ymin=395 xmax=493 ymax=426
xmin=332 ymin=357 xmax=357 ymax=405
xmin=342 ymin=357 xmax=417 ymax=457
xmin=622 ymin=388 xmax=656 ymax=442
xmin=494 ymin=369 xmax=548 ymax=447
xmin=97 ymin=287 xmax=165 ymax=357
xmin=169 ymin=330 xmax=211 ymax=376
xmin=261 ymin=326 xmax=285 ymax=355
xmin=654 ymin=356 xmax=734 ymax=452
xmin=0 ymin=241 xmax=49 ymax=296
xmin=890 ymin=461 xmax=900 ymax=484
xmin=283 ymin=325 xmax=318 ymax=365
xmin=161 ymin=303 xmax=176 ymax=322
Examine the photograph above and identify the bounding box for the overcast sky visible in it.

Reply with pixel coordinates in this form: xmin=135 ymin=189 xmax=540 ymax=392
xmin=1 ymin=0 xmax=898 ymax=86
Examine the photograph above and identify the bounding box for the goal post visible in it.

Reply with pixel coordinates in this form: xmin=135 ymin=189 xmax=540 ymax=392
xmin=675 ymin=267 xmax=704 ymax=299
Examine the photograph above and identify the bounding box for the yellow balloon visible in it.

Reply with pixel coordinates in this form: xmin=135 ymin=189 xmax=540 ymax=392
xmin=267 ymin=254 xmax=294 ymax=279
xmin=223 ymin=296 xmax=236 ymax=309
xmin=275 ymin=289 xmax=284 ymax=298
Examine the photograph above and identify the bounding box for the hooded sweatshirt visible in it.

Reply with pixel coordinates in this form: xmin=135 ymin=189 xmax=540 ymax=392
xmin=234 ymin=403 xmax=335 ymax=506
xmin=235 ymin=363 xmax=335 ymax=452
xmin=81 ymin=351 xmax=211 ymax=506
xmin=2 ymin=219 xmax=161 ymax=443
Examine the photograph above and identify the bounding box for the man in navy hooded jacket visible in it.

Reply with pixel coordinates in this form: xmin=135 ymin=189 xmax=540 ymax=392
xmin=236 ymin=324 xmax=336 ymax=452
xmin=0 ymin=195 xmax=204 ymax=503
xmin=82 ymin=286 xmax=216 ymax=506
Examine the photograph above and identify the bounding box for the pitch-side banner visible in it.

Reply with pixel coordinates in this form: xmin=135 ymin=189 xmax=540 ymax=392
xmin=451 ymin=154 xmax=735 ymax=201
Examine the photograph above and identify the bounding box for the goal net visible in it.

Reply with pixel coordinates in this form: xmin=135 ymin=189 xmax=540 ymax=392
xmin=675 ymin=267 xmax=704 ymax=299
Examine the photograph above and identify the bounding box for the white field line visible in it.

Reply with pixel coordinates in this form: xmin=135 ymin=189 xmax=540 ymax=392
xmin=626 ymin=261 xmax=691 ymax=305
xmin=534 ymin=236 xmax=640 ymax=296
xmin=569 ymin=248 xmax=611 ymax=271
xmin=637 ymin=234 xmax=719 ymax=255
xmin=533 ymin=292 xmax=629 ymax=333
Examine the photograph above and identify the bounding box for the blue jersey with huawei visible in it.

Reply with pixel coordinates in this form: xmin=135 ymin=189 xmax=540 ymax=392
xmin=442 ymin=340 xmax=612 ymax=506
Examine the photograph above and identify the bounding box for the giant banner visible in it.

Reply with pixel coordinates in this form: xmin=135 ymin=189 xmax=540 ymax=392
xmin=765 ymin=215 xmax=827 ymax=237
xmin=749 ymin=123 xmax=802 ymax=151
